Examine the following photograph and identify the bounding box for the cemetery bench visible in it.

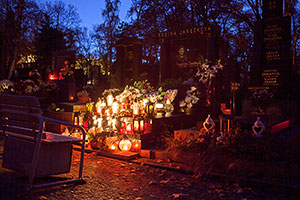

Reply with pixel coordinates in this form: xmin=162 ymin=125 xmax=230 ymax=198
xmin=0 ymin=94 xmax=86 ymax=189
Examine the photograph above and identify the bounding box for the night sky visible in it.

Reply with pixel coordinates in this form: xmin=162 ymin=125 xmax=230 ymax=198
xmin=39 ymin=0 xmax=131 ymax=31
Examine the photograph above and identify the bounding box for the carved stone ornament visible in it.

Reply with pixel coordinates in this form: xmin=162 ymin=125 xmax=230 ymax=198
xmin=203 ymin=114 xmax=215 ymax=133
xmin=252 ymin=117 xmax=265 ymax=138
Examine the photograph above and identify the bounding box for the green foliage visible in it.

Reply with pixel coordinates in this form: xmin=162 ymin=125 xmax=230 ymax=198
xmin=130 ymin=79 xmax=154 ymax=93
xmin=158 ymin=78 xmax=183 ymax=90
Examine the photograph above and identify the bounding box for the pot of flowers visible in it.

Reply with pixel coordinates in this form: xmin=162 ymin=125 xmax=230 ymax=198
xmin=88 ymin=132 xmax=100 ymax=150
xmin=77 ymin=89 xmax=89 ymax=103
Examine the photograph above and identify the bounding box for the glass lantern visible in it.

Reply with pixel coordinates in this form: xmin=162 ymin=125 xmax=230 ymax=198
xmin=154 ymin=100 xmax=164 ymax=118
xmin=164 ymin=99 xmax=174 ymax=117
xmin=133 ymin=115 xmax=145 ymax=134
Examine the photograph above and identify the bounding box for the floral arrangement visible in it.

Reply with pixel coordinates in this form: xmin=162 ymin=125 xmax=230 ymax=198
xmin=131 ymin=80 xmax=153 ymax=94
xmin=19 ymin=79 xmax=40 ymax=96
xmin=179 ymin=86 xmax=200 ymax=109
xmin=115 ymin=86 xmax=142 ymax=103
xmin=195 ymin=59 xmax=223 ymax=106
xmin=102 ymin=88 xmax=121 ymax=98
xmin=59 ymin=60 xmax=75 ymax=79
xmin=195 ymin=59 xmax=223 ymax=86
xmin=164 ymin=89 xmax=178 ymax=103
xmin=38 ymin=82 xmax=58 ymax=98
xmin=0 ymin=79 xmax=15 ymax=94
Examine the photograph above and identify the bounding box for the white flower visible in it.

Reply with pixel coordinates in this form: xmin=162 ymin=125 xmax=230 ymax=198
xmin=179 ymin=100 xmax=186 ymax=108
xmin=190 ymin=86 xmax=197 ymax=92
xmin=191 ymin=96 xmax=199 ymax=104
xmin=0 ymin=79 xmax=14 ymax=90
xmin=187 ymin=103 xmax=193 ymax=109
xmin=185 ymin=96 xmax=192 ymax=104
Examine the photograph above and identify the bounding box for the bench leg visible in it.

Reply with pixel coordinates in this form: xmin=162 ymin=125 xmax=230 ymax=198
xmin=28 ymin=120 xmax=44 ymax=188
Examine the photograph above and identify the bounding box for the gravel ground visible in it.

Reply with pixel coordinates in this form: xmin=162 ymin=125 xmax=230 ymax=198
xmin=0 ymin=142 xmax=297 ymax=200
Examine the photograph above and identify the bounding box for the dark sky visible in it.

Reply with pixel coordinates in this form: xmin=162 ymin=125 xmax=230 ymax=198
xmin=39 ymin=0 xmax=131 ymax=31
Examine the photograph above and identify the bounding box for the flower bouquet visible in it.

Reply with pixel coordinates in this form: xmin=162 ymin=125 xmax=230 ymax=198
xmin=179 ymin=86 xmax=200 ymax=114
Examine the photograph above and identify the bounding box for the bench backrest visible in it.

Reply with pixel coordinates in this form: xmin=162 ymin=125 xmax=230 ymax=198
xmin=0 ymin=94 xmax=43 ymax=140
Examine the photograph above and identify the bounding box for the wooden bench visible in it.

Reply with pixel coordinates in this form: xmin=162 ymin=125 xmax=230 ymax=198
xmin=0 ymin=94 xmax=86 ymax=189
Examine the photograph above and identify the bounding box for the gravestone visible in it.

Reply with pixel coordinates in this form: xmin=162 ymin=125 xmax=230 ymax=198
xmin=158 ymin=26 xmax=220 ymax=81
xmin=113 ymin=37 xmax=143 ymax=88
xmin=252 ymin=0 xmax=292 ymax=95
xmin=248 ymin=0 xmax=298 ymax=121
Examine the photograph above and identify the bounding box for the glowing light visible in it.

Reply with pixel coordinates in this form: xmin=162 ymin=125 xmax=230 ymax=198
xmin=143 ymin=98 xmax=148 ymax=107
xmin=112 ymin=119 xmax=116 ymax=130
xmin=112 ymin=101 xmax=119 ymax=114
xmin=132 ymin=101 xmax=140 ymax=115
xmin=119 ymin=139 xmax=132 ymax=151
xmin=48 ymin=73 xmax=58 ymax=80
xmin=97 ymin=118 xmax=102 ymax=128
xmin=107 ymin=94 xmax=114 ymax=106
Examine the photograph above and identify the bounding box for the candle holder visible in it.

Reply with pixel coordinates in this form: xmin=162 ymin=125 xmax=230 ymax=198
xmin=133 ymin=115 xmax=145 ymax=134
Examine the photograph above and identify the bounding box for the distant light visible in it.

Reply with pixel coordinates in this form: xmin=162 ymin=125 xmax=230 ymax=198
xmin=48 ymin=73 xmax=58 ymax=80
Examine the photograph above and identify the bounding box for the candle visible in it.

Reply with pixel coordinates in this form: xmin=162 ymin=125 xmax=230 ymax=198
xmin=112 ymin=119 xmax=116 ymax=130
xmin=134 ymin=120 xmax=139 ymax=132
xmin=112 ymin=101 xmax=119 ymax=115
xmin=132 ymin=101 xmax=139 ymax=116
xmin=107 ymin=93 xmax=114 ymax=106
xmin=97 ymin=118 xmax=102 ymax=128
xmin=140 ymin=120 xmax=144 ymax=132
xmin=126 ymin=123 xmax=132 ymax=134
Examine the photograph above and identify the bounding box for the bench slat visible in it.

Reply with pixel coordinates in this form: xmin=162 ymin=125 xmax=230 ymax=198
xmin=4 ymin=119 xmax=39 ymax=130
xmin=0 ymin=94 xmax=41 ymax=108
xmin=0 ymin=104 xmax=42 ymax=114
xmin=3 ymin=126 xmax=39 ymax=139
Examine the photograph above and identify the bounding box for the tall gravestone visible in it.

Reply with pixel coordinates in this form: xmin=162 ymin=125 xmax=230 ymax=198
xmin=252 ymin=0 xmax=292 ymax=95
xmin=113 ymin=37 xmax=143 ymax=88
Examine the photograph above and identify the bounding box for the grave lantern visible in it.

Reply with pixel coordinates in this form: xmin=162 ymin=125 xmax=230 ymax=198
xmin=133 ymin=115 xmax=145 ymax=134
xmin=154 ymin=101 xmax=164 ymax=117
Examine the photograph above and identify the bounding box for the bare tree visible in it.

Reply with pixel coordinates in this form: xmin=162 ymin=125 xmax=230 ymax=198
xmin=93 ymin=0 xmax=120 ymax=76
xmin=0 ymin=0 xmax=40 ymax=79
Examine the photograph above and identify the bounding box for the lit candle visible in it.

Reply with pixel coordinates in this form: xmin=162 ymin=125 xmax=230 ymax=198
xmin=143 ymin=98 xmax=148 ymax=108
xmin=132 ymin=101 xmax=139 ymax=115
xmin=97 ymin=118 xmax=102 ymax=128
xmin=112 ymin=101 xmax=119 ymax=115
xmin=95 ymin=98 xmax=102 ymax=113
xmin=111 ymin=144 xmax=116 ymax=150
xmin=107 ymin=93 xmax=114 ymax=106
xmin=140 ymin=120 xmax=144 ymax=132
xmin=112 ymin=119 xmax=116 ymax=130
xmin=126 ymin=123 xmax=132 ymax=134
xmin=93 ymin=116 xmax=97 ymax=126
xmin=134 ymin=120 xmax=139 ymax=132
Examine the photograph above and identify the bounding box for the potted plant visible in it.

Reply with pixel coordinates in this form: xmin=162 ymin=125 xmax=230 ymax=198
xmin=77 ymin=89 xmax=89 ymax=103
xmin=88 ymin=131 xmax=100 ymax=149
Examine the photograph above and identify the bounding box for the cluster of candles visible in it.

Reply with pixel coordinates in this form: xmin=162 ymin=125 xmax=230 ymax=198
xmin=71 ymin=92 xmax=174 ymax=151
xmin=90 ymin=93 xmax=153 ymax=151
xmin=94 ymin=93 xmax=149 ymax=135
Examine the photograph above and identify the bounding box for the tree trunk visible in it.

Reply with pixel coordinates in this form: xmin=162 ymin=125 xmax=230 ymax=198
xmin=6 ymin=0 xmax=25 ymax=80
xmin=7 ymin=49 xmax=17 ymax=80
